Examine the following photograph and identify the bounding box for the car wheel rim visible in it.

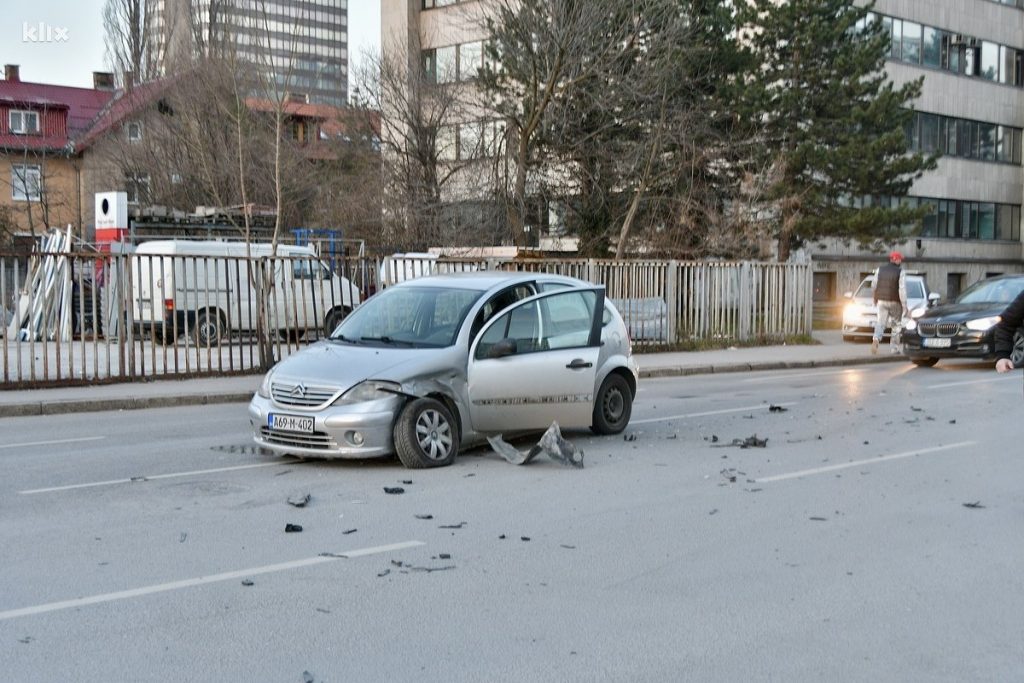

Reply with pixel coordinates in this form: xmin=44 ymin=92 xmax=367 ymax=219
xmin=415 ymin=409 xmax=452 ymax=461
xmin=603 ymin=387 xmax=624 ymax=423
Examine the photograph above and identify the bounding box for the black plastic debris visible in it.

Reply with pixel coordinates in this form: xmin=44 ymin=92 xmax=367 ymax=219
xmin=415 ymin=514 xmax=434 ymax=520
xmin=319 ymin=552 xmax=344 ymax=558
xmin=499 ymin=534 xmax=507 ymax=540
xmin=287 ymin=493 xmax=311 ymax=508
xmin=962 ymin=501 xmax=985 ymax=509
xmin=667 ymin=434 xmax=678 ymax=440
xmin=316 ymin=608 xmax=331 ymax=614
xmin=624 ymin=433 xmax=638 ymax=442
xmin=383 ymin=487 xmax=405 ymax=495
xmin=302 ymin=671 xmax=316 ymax=683
xmin=715 ymin=435 xmax=767 ymax=449
xmin=130 ymin=476 xmax=147 ymax=483
xmin=391 ymin=560 xmax=404 ymax=567
xmin=342 ymin=528 xmax=358 ymax=535
xmin=768 ymin=405 xmax=788 ymax=412
xmin=401 ymin=480 xmax=413 ymax=485
xmin=488 ymin=422 xmax=584 ymax=468
xmin=910 ymin=406 xmax=923 ymax=412
xmin=285 ymin=524 xmax=303 ymax=533
xmin=439 ymin=522 xmax=466 ymax=529
xmin=521 ymin=536 xmax=531 ymax=542
xmin=377 ymin=569 xmax=391 ymax=578
xmin=949 ymin=419 xmax=956 ymax=424
xmin=709 ymin=509 xmax=719 ymax=515
xmin=809 ymin=517 xmax=828 ymax=521
xmin=18 ymin=636 xmax=33 ymax=644
xmin=179 ymin=532 xmax=187 ymax=543
xmin=560 ymin=544 xmax=576 ymax=549
xmin=241 ymin=579 xmax=254 ymax=586
xmin=721 ymin=469 xmax=738 ymax=483
xmin=275 ymin=469 xmax=293 ymax=477
xmin=712 ymin=435 xmax=719 ymax=443
xmin=439 ymin=553 xmax=452 ymax=559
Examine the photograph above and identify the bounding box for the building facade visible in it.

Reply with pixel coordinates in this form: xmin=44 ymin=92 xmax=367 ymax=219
xmin=812 ymin=0 xmax=1024 ymax=303
xmin=147 ymin=0 xmax=349 ymax=106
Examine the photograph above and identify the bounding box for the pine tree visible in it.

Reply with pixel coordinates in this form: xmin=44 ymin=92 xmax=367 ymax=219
xmin=738 ymin=0 xmax=936 ymax=260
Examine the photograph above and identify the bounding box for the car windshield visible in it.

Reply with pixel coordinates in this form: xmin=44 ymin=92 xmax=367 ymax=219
xmin=331 ymin=285 xmax=482 ymax=348
xmin=957 ymin=278 xmax=1024 ymax=305
xmin=854 ymin=277 xmax=925 ymax=300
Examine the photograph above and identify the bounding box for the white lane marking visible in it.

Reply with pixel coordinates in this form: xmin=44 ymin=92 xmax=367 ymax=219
xmin=743 ymin=369 xmax=864 ymax=383
xmin=927 ymin=376 xmax=1017 ymax=389
xmin=631 ymin=402 xmax=798 ymax=425
xmin=0 ymin=541 xmax=424 ymax=621
xmin=0 ymin=436 xmax=106 ymax=451
xmin=19 ymin=461 xmax=290 ymax=495
xmin=756 ymin=441 xmax=975 ymax=483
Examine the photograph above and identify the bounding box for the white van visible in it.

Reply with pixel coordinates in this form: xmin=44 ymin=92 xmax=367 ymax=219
xmin=130 ymin=240 xmax=360 ymax=344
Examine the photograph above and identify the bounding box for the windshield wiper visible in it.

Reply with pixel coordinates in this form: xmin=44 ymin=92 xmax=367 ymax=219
xmin=359 ymin=335 xmax=415 ymax=347
xmin=330 ymin=333 xmax=358 ymax=344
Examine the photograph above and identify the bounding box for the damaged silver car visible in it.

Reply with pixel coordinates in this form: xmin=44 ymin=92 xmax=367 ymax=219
xmin=249 ymin=272 xmax=639 ymax=468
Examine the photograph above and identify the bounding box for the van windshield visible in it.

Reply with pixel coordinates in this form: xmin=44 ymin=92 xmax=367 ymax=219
xmin=332 ymin=286 xmax=482 ymax=348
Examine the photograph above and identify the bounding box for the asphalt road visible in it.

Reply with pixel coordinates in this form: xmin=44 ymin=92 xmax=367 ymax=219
xmin=1 ymin=361 xmax=1022 ymax=682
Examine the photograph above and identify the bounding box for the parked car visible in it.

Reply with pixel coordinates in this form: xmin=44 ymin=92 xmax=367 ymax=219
xmin=841 ymin=272 xmax=934 ymax=342
xmin=902 ymin=274 xmax=1024 ymax=367
xmin=249 ymin=272 xmax=640 ymax=468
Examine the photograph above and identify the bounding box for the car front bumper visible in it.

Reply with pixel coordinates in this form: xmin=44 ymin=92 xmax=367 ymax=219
xmin=248 ymin=393 xmax=403 ymax=459
xmin=902 ymin=329 xmax=995 ymax=360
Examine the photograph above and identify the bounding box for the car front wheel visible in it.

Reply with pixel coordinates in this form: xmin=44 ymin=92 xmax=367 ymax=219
xmin=393 ymin=398 xmax=458 ymax=469
xmin=592 ymin=374 xmax=632 ymax=435
xmin=911 ymin=357 xmax=939 ymax=368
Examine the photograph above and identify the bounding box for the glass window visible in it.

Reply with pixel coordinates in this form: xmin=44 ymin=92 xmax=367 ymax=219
xmin=997 ymin=204 xmax=1014 ymax=240
xmin=437 ymin=125 xmax=457 ymax=161
xmin=980 ymin=41 xmax=999 ymax=80
xmin=979 ymin=122 xmax=997 ymax=160
xmin=435 ymin=45 xmax=457 ymax=83
xmin=923 ymin=27 xmax=941 ymax=67
xmin=1012 ymin=206 xmax=1021 ymax=241
xmin=978 ymin=203 xmax=996 ymax=240
xmin=957 ymin=120 xmax=973 ymax=157
xmin=901 ymin=21 xmax=921 ymax=64
xmin=997 ymin=126 xmax=1010 ymax=162
xmin=422 ymin=49 xmax=436 ymax=82
xmin=1013 ymin=129 xmax=1023 ymax=164
xmin=458 ymin=41 xmax=482 ymax=80
xmin=921 ymin=199 xmax=938 ymax=236
xmin=945 ymin=115 xmax=957 ymax=155
xmin=458 ymin=122 xmax=481 ymax=160
xmin=540 ymin=290 xmax=596 ymax=350
xmin=1000 ymin=46 xmax=1014 ymax=84
xmin=889 ymin=19 xmax=902 ymax=60
xmin=11 ymin=163 xmax=41 ymax=201
xmin=920 ymin=113 xmax=939 ymax=152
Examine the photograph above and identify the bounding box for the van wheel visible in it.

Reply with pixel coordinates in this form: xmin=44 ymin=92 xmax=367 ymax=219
xmin=393 ymin=398 xmax=458 ymax=469
xmin=592 ymin=374 xmax=632 ymax=435
xmin=325 ymin=307 xmax=350 ymax=335
xmin=193 ymin=311 xmax=223 ymax=346
xmin=911 ymin=357 xmax=939 ymax=367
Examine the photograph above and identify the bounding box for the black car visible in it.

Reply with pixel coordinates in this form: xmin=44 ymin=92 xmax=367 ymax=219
xmin=903 ymin=275 xmax=1024 ymax=367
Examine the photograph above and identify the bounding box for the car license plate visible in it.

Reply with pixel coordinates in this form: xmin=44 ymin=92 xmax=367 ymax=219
xmin=923 ymin=338 xmax=952 ymax=349
xmin=270 ymin=413 xmax=314 ymax=433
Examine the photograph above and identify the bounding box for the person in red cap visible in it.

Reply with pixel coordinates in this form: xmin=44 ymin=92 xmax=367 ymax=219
xmin=871 ymin=251 xmax=908 ymax=354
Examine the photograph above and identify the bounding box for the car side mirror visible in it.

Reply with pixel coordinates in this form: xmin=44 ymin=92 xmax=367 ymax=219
xmin=843 ymin=291 xmax=853 ymax=299
xmin=928 ymin=292 xmax=941 ymax=306
xmin=487 ymin=338 xmax=518 ymax=359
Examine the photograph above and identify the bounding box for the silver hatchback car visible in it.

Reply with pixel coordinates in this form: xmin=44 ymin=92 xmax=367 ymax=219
xmin=249 ymin=272 xmax=640 ymax=468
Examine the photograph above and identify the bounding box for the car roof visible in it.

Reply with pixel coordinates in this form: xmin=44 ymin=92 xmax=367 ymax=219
xmin=391 ymin=271 xmax=588 ymax=292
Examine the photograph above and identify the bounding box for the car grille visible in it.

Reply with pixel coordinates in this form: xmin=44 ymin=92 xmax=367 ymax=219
xmin=918 ymin=322 xmax=960 ymax=337
xmin=259 ymin=426 xmax=335 ymax=450
xmin=271 ymin=381 xmax=338 ymax=407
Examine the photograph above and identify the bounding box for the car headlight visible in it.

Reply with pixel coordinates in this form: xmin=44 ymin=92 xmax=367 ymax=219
xmin=910 ymin=307 xmax=927 ymax=319
xmin=966 ymin=316 xmax=1000 ymax=331
xmin=843 ymin=303 xmax=865 ymax=319
xmin=334 ymin=380 xmax=402 ymax=406
xmin=257 ymin=371 xmax=274 ymax=398
xmin=904 ymin=319 xmax=917 ymax=331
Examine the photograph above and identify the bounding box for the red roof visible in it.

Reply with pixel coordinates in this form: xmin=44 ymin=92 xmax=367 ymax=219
xmin=0 ymin=79 xmax=114 ymax=153
xmin=75 ymin=79 xmax=172 ymax=151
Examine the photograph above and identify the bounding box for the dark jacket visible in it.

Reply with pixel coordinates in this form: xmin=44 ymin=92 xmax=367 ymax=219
xmin=873 ymin=263 xmax=902 ymax=303
xmin=994 ymin=289 xmax=1024 ymax=360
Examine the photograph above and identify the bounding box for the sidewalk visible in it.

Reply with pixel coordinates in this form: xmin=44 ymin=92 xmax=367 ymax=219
xmin=0 ymin=330 xmax=902 ymax=417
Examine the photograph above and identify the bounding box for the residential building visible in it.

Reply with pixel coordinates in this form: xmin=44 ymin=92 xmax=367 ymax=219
xmin=811 ymin=0 xmax=1024 ymax=303
xmin=0 ymin=65 xmax=116 ymax=239
xmin=146 ymin=0 xmax=349 ymax=106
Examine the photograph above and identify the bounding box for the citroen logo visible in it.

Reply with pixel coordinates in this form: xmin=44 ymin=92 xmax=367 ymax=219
xmin=290 ymin=384 xmax=307 ymax=398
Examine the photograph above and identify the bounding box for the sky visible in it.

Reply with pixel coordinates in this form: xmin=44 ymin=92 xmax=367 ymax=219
xmin=3 ymin=0 xmax=381 ymax=97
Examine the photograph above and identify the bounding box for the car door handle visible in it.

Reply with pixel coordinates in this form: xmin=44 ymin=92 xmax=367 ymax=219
xmin=566 ymin=359 xmax=592 ymax=370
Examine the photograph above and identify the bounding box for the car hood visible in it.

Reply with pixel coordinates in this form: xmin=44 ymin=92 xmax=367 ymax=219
xmin=918 ymin=302 xmax=1004 ymax=323
xmin=268 ymin=341 xmax=453 ymax=391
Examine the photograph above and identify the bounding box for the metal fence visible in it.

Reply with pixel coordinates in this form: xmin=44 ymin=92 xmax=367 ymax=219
xmin=1 ymin=250 xmax=812 ymax=388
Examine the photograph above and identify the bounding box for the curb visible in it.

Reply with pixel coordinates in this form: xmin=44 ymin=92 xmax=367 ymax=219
xmin=0 ymin=392 xmax=253 ymax=418
xmin=0 ymin=355 xmax=906 ymax=418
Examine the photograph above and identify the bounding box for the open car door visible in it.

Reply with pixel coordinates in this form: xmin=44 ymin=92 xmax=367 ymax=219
xmin=467 ymin=287 xmax=604 ymax=433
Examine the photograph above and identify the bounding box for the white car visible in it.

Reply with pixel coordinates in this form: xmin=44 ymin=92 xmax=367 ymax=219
xmin=841 ymin=273 xmax=935 ymax=342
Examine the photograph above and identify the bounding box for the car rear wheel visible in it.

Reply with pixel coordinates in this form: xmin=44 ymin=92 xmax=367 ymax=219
xmin=394 ymin=398 xmax=458 ymax=469
xmin=592 ymin=374 xmax=632 ymax=435
xmin=911 ymin=357 xmax=939 ymax=367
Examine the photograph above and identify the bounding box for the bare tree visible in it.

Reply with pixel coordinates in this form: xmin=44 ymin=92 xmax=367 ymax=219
xmin=102 ymin=0 xmax=161 ymax=83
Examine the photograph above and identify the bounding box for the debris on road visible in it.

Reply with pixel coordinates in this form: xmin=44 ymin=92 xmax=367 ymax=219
xmin=487 ymin=422 xmax=584 ymax=468
xmin=302 ymin=671 xmax=316 ymax=683
xmin=285 ymin=524 xmax=303 ymax=533
xmin=377 ymin=569 xmax=390 ymax=578
xmin=769 ymin=405 xmax=788 ymax=412
xmin=401 ymin=480 xmax=413 ymax=485
xmin=130 ymin=476 xmax=148 ymax=483
xmin=624 ymin=433 xmax=638 ymax=442
xmin=709 ymin=509 xmax=719 ymax=515
xmin=342 ymin=528 xmax=358 ymax=535
xmin=910 ymin=406 xmax=923 ymax=412
xmin=721 ymin=469 xmax=738 ymax=483
xmin=809 ymin=517 xmax=828 ymax=521
xmin=415 ymin=514 xmax=434 ymax=520
xmin=383 ymin=487 xmax=405 ymax=495
xmin=499 ymin=534 xmax=507 ymax=540
xmin=287 ymin=492 xmax=311 ymax=508
xmin=560 ymin=544 xmax=576 ymax=549
xmin=241 ymin=579 xmax=254 ymax=586
xmin=439 ymin=553 xmax=452 ymax=559
xmin=439 ymin=522 xmax=466 ymax=529
xmin=521 ymin=536 xmax=531 ymax=542
xmin=949 ymin=419 xmax=956 ymax=424
xmin=179 ymin=532 xmax=187 ymax=543
xmin=714 ymin=435 xmax=767 ymax=448
xmin=962 ymin=501 xmax=986 ymax=509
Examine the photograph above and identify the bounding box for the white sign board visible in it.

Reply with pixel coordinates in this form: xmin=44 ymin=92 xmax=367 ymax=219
xmin=95 ymin=191 xmax=128 ymax=231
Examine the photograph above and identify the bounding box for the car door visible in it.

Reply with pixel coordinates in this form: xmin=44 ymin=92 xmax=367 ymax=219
xmin=467 ymin=287 xmax=603 ymax=432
